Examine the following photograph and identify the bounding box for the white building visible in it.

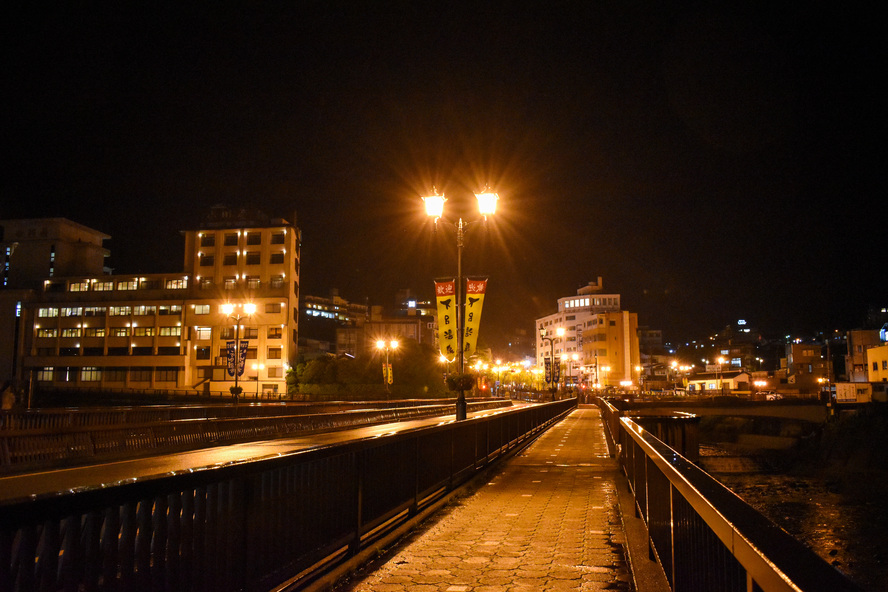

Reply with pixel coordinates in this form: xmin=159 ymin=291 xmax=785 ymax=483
xmin=535 ymin=277 xmax=623 ymax=385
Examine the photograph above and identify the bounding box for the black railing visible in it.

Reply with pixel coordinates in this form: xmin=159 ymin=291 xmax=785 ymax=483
xmin=597 ymin=398 xmax=860 ymax=592
xmin=0 ymin=399 xmax=576 ymax=592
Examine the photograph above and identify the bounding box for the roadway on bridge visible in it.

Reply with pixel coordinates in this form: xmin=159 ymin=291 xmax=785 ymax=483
xmin=0 ymin=406 xmax=518 ymax=505
xmin=335 ymin=407 xmax=666 ymax=592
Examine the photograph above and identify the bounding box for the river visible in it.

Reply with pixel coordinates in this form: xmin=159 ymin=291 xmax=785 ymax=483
xmin=700 ymin=445 xmax=888 ymax=591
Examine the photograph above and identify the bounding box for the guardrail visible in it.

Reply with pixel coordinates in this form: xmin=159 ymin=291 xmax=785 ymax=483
xmin=0 ymin=400 xmax=512 ymax=474
xmin=597 ymin=398 xmax=860 ymax=592
xmin=0 ymin=398 xmax=576 ymax=592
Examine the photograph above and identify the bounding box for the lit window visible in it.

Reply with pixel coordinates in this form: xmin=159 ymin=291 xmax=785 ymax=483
xmin=194 ymin=304 xmax=210 ymax=315
xmin=165 ymin=278 xmax=187 ymax=289
xmin=81 ymin=367 xmax=102 ymax=382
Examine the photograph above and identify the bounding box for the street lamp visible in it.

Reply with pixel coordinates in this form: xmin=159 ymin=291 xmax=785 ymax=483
xmin=601 ymin=365 xmax=611 ymax=390
xmin=716 ymin=356 xmax=725 ymax=394
xmin=252 ymin=363 xmax=265 ymax=398
xmin=539 ymin=327 xmax=564 ymax=398
xmin=424 ymin=190 xmax=498 ymax=420
xmin=376 ymin=339 xmax=399 ymax=395
xmin=221 ymin=302 xmax=256 ymax=403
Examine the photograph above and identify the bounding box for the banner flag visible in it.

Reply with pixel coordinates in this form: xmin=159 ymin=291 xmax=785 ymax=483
xmin=383 ymin=363 xmax=393 ymax=384
xmin=228 ymin=340 xmax=248 ymax=377
xmin=434 ymin=279 xmax=457 ymax=362
xmin=237 ymin=340 xmax=248 ymax=377
xmin=544 ymin=357 xmax=552 ymax=384
xmin=462 ymin=278 xmax=487 ymax=358
xmin=553 ymin=358 xmax=561 ymax=383
xmin=226 ymin=341 xmax=236 ymax=377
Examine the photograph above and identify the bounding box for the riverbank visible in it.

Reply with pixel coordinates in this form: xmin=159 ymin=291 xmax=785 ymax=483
xmin=699 ymin=404 xmax=888 ymax=591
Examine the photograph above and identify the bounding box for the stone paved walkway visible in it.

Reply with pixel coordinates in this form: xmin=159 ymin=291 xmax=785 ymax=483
xmin=338 ymin=407 xmax=632 ymax=591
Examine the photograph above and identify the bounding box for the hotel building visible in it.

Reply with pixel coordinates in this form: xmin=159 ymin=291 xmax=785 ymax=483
xmin=1 ymin=206 xmax=301 ymax=399
xmin=535 ymin=277 xmax=640 ymax=388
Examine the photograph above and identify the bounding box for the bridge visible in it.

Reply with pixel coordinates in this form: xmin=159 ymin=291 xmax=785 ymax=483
xmin=0 ymin=399 xmax=862 ymax=591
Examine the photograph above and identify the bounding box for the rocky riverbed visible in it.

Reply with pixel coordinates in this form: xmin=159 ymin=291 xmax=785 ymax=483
xmin=700 ymin=444 xmax=888 ymax=591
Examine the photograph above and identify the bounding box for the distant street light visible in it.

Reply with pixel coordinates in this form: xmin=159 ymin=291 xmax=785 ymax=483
xmin=601 ymin=365 xmax=611 ymax=390
xmin=376 ymin=339 xmax=399 ymax=395
xmin=539 ymin=327 xmax=564 ymax=398
xmin=424 ymin=190 xmax=498 ymax=420
xmin=252 ymin=362 xmax=265 ymax=398
xmin=221 ymin=302 xmax=256 ymax=403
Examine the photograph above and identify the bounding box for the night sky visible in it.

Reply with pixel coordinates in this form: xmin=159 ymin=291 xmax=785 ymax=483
xmin=3 ymin=2 xmax=884 ymax=350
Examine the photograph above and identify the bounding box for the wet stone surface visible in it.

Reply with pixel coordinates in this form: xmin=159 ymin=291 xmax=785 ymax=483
xmin=336 ymin=409 xmax=632 ymax=592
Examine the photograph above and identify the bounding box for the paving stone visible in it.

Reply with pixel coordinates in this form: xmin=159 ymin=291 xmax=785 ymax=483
xmin=336 ymin=408 xmax=632 ymax=592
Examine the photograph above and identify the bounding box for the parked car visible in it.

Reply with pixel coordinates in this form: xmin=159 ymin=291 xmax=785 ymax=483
xmin=763 ymin=391 xmax=782 ymax=401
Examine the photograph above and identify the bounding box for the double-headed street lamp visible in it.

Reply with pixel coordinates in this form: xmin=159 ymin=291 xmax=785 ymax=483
xmin=539 ymin=327 xmax=564 ymax=398
xmin=221 ymin=302 xmax=256 ymax=402
xmin=376 ymin=339 xmax=399 ymax=395
xmin=424 ymin=190 xmax=498 ymax=420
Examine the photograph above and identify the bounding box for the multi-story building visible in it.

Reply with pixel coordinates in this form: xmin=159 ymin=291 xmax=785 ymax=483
xmin=780 ymin=342 xmax=829 ymax=396
xmin=867 ymin=344 xmax=888 ymax=383
xmin=535 ymin=277 xmax=639 ymax=388
xmin=844 ymin=329 xmax=881 ymax=382
xmin=6 ymin=207 xmax=301 ymax=400
xmin=1 ymin=218 xmax=111 ymax=393
xmin=580 ymin=310 xmax=640 ymax=388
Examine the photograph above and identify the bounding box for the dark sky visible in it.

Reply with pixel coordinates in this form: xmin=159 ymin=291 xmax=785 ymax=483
xmin=3 ymin=2 xmax=884 ymax=350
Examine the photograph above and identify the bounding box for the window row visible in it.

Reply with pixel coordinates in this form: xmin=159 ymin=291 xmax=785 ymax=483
xmin=194 ymin=346 xmax=282 ymax=360
xmin=36 ymin=346 xmax=183 ymax=356
xmin=37 ymin=366 xmax=180 ymax=383
xmin=37 ymin=327 xmax=182 ymax=338
xmin=194 ymin=326 xmax=283 ymax=339
xmin=199 ymin=230 xmax=287 ymax=247
xmin=67 ymin=278 xmax=187 ymax=292
xmin=198 ymin=252 xmax=289 ymax=266
xmin=38 ymin=305 xmax=183 ymax=318
xmin=196 ymin=276 xmax=289 ymax=290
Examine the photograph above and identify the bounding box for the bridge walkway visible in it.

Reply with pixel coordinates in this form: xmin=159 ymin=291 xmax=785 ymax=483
xmin=334 ymin=406 xmax=669 ymax=592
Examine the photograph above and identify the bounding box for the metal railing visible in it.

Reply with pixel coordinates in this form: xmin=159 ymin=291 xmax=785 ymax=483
xmin=0 ymin=398 xmax=576 ymax=592
xmin=597 ymin=398 xmax=860 ymax=592
xmin=0 ymin=400 xmax=512 ymax=474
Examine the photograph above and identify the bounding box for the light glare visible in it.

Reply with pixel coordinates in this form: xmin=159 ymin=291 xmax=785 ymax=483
xmin=422 ymin=195 xmax=446 ymax=218
xmin=476 ymin=192 xmax=498 ymax=215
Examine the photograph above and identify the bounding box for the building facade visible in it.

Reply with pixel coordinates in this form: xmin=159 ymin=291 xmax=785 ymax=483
xmin=6 ymin=207 xmax=301 ymax=400
xmin=867 ymin=343 xmax=888 ymax=383
xmin=535 ymin=278 xmax=640 ymax=388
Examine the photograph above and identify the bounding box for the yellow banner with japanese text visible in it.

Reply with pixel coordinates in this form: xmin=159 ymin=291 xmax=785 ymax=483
xmin=463 ymin=278 xmax=487 ymax=358
xmin=434 ymin=279 xmax=458 ymax=362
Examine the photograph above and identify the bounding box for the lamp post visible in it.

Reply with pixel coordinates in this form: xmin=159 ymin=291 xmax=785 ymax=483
xmin=221 ymin=302 xmax=256 ymax=403
xmin=568 ymin=353 xmax=579 ymax=389
xmin=601 ymin=365 xmax=611 ymax=391
xmin=539 ymin=327 xmax=563 ymax=399
xmin=376 ymin=339 xmax=399 ymax=395
xmin=716 ymin=356 xmax=725 ymax=394
xmin=252 ymin=363 xmax=265 ymax=398
xmin=424 ymin=190 xmax=498 ymax=420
